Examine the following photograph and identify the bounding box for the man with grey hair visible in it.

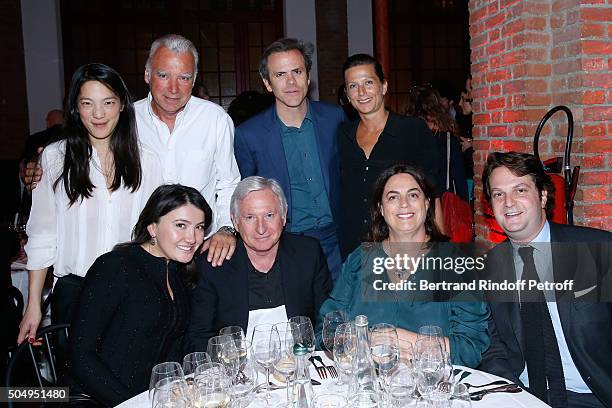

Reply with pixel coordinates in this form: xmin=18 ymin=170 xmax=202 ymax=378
xmin=185 ymin=176 xmax=332 ymax=351
xmin=234 ymin=38 xmax=345 ymax=281
xmin=136 ymin=33 xmax=241 ymax=266
xmin=24 ymin=34 xmax=240 ymax=266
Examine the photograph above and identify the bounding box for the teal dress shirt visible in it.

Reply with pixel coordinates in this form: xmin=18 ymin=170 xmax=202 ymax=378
xmin=278 ymin=105 xmax=333 ymax=232
xmin=318 ymin=243 xmax=490 ymax=368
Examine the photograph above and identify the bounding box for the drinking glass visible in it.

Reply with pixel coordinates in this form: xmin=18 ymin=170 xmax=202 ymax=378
xmin=348 ymin=391 xmax=380 ymax=408
xmin=153 ymin=401 xmax=186 ymax=408
xmin=322 ymin=310 xmax=348 ymax=356
xmin=289 ymin=316 xmax=316 ymax=355
xmin=183 ymin=352 xmax=212 ymax=377
xmin=220 ymin=326 xmax=245 ymax=342
xmin=312 ymin=394 xmax=348 ymax=407
xmin=273 ymin=322 xmax=298 ymax=406
xmin=332 ymin=322 xmax=357 ymax=391
xmin=151 ymin=376 xmax=189 ymax=408
xmin=388 ymin=366 xmax=416 ymax=407
xmin=251 ymin=324 xmax=280 ymax=404
xmin=398 ymin=339 xmax=414 ymax=369
xmin=450 ymin=383 xmax=471 ymax=408
xmin=229 ymin=340 xmax=258 ymax=399
xmin=228 ymin=397 xmax=267 ymax=408
xmin=149 ymin=362 xmax=184 ymax=403
xmin=414 ymin=338 xmax=444 ymax=398
xmin=194 ymin=368 xmax=231 ymax=407
xmin=208 ymin=335 xmax=234 ymax=364
xmin=370 ymin=323 xmax=399 ymax=403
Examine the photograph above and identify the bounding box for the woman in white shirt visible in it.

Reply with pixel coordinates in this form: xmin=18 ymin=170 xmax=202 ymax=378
xmin=17 ymin=63 xmax=161 ymax=344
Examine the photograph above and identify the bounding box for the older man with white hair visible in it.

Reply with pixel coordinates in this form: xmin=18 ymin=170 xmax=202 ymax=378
xmin=135 ymin=33 xmax=241 ymax=266
xmin=185 ymin=176 xmax=332 ymax=352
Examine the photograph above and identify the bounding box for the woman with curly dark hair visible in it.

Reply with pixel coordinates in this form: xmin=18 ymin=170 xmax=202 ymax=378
xmin=318 ymin=164 xmax=489 ymax=368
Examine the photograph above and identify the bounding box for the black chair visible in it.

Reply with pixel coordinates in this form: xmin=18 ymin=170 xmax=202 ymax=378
xmin=5 ymin=323 xmax=95 ymax=407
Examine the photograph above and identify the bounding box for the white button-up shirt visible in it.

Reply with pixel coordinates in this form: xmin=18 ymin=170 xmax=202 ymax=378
xmin=135 ymin=94 xmax=240 ymax=234
xmin=25 ymin=141 xmax=163 ymax=277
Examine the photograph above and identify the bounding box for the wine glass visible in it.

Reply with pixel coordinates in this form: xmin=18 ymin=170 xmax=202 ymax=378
xmin=398 ymin=339 xmax=414 ymax=370
xmin=151 ymin=376 xmax=189 ymax=408
xmin=289 ymin=316 xmax=316 ymax=355
xmin=331 ymin=322 xmax=357 ymax=392
xmin=208 ymin=335 xmax=234 ymax=364
xmin=228 ymin=339 xmax=258 ymax=399
xmin=220 ymin=325 xmax=245 ymax=343
xmin=273 ymin=322 xmax=298 ymax=406
xmin=149 ymin=362 xmax=184 ymax=403
xmin=414 ymin=338 xmax=445 ymax=398
xmin=312 ymin=394 xmax=348 ymax=407
xmin=322 ymin=310 xmax=348 ymax=357
xmin=183 ymin=352 xmax=212 ymax=377
xmin=370 ymin=323 xmax=399 ymax=404
xmin=418 ymin=325 xmax=452 ymax=382
xmin=193 ymin=363 xmax=232 ymax=407
xmin=388 ymin=365 xmax=416 ymax=407
xmin=348 ymin=391 xmax=380 ymax=408
xmin=251 ymin=324 xmax=281 ymax=405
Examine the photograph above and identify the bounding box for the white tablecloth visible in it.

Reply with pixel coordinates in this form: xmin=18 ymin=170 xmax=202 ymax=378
xmin=115 ymin=353 xmax=550 ymax=408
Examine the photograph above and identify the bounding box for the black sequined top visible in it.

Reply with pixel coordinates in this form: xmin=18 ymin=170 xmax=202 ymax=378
xmin=68 ymin=245 xmax=191 ymax=406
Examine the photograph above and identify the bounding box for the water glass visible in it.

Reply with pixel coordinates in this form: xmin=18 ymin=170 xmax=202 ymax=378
xmin=220 ymin=326 xmax=245 ymax=342
xmin=451 ymin=383 xmax=471 ymax=408
xmin=149 ymin=362 xmax=184 ymax=403
xmin=332 ymin=322 xmax=357 ymax=391
xmin=322 ymin=310 xmax=348 ymax=354
xmin=388 ymin=366 xmax=416 ymax=407
xmin=208 ymin=335 xmax=234 ymax=363
xmin=183 ymin=352 xmax=212 ymax=377
xmin=151 ymin=376 xmax=189 ymax=408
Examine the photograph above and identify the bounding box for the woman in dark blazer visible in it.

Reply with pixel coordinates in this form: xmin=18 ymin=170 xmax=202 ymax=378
xmin=68 ymin=185 xmax=212 ymax=406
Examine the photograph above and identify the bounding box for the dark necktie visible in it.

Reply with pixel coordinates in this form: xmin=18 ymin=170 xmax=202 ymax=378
xmin=518 ymin=246 xmax=568 ymax=408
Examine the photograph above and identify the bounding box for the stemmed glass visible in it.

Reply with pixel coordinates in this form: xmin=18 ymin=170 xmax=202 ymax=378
xmin=193 ymin=362 xmax=232 ymax=407
xmin=251 ymin=323 xmax=281 ymax=405
xmin=288 ymin=316 xmax=316 ymax=355
xmin=312 ymin=394 xmax=348 ymax=407
xmin=414 ymin=338 xmax=445 ymax=399
xmin=151 ymin=376 xmax=189 ymax=408
xmin=369 ymin=323 xmax=399 ymax=403
xmin=208 ymin=335 xmax=234 ymax=364
xmin=332 ymin=322 xmax=357 ymax=392
xmin=322 ymin=310 xmax=348 ymax=360
xmin=272 ymin=322 xmax=299 ymax=406
xmin=225 ymin=339 xmax=258 ymax=399
xmin=417 ymin=325 xmax=452 ymax=382
xmin=388 ymin=365 xmax=416 ymax=407
xmin=183 ymin=352 xmax=212 ymax=377
xmin=220 ymin=326 xmax=245 ymax=343
xmin=149 ymin=362 xmax=184 ymax=404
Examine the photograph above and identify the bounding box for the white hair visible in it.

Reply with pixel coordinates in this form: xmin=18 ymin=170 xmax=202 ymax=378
xmin=230 ymin=177 xmax=288 ymax=221
xmin=145 ymin=34 xmax=199 ymax=80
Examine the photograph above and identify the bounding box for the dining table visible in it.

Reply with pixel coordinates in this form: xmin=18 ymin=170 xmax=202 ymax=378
xmin=115 ymin=352 xmax=550 ymax=408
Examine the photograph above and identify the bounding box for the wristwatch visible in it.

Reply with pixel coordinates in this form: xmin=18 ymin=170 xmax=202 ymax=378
xmin=219 ymin=226 xmax=237 ymax=236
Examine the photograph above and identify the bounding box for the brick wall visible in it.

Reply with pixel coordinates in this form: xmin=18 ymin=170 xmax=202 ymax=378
xmin=315 ymin=0 xmax=349 ymax=103
xmin=0 ymin=0 xmax=29 ymax=160
xmin=469 ymin=0 xmax=612 ymax=241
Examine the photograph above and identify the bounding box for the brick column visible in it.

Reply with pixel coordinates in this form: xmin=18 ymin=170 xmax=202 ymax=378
xmin=469 ymin=0 xmax=612 ymax=241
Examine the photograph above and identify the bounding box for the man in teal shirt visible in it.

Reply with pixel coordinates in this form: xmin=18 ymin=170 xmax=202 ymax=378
xmin=234 ymin=38 xmax=345 ymax=280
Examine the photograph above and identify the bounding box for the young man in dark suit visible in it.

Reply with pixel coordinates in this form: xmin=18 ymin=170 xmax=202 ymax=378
xmin=479 ymin=151 xmax=611 ymax=408
xmin=234 ymin=38 xmax=345 ymax=281
xmin=185 ymin=177 xmax=332 ymax=352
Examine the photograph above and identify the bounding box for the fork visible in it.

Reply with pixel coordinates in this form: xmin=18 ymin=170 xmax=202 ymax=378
xmin=308 ymin=356 xmax=327 ymax=379
xmin=313 ymin=355 xmax=338 ymax=378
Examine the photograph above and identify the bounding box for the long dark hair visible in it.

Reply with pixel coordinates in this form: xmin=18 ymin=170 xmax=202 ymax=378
xmin=125 ymin=184 xmax=213 ymax=287
xmin=55 ymin=63 xmax=141 ymax=205
xmin=368 ymin=164 xmax=448 ymax=243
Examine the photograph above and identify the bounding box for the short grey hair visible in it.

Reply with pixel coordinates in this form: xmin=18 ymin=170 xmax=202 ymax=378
xmin=230 ymin=176 xmax=288 ymax=221
xmin=146 ymin=34 xmax=199 ymax=80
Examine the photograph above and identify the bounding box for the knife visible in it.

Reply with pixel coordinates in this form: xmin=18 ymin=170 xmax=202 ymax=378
xmin=470 ymin=384 xmax=522 ymax=401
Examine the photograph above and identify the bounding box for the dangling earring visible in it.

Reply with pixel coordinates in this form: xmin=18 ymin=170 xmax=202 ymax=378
xmin=150 ymin=236 xmax=157 ymax=246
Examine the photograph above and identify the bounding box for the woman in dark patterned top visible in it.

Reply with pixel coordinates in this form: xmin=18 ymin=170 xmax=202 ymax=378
xmin=68 ymin=184 xmax=212 ymax=406
xmin=339 ymin=54 xmax=444 ymax=258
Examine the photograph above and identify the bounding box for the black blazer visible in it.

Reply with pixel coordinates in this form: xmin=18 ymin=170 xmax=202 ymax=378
xmin=184 ymin=233 xmax=332 ymax=353
xmin=478 ymin=222 xmax=612 ymax=406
